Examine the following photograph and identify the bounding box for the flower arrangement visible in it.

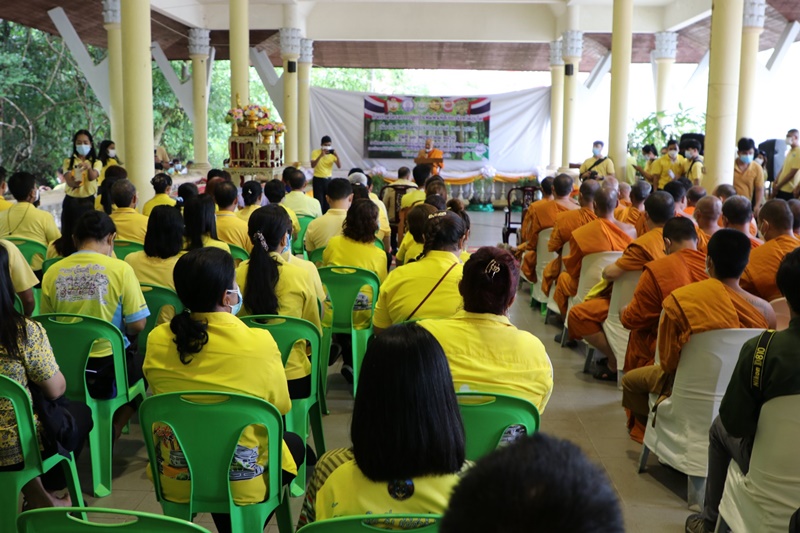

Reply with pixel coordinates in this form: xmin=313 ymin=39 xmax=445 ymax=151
xmin=272 ymin=122 xmax=286 ymax=133
xmin=225 ymin=108 xmax=244 ymax=123
xmin=256 ymin=122 xmax=274 ymax=133
xmin=245 ymin=104 xmax=269 ymax=123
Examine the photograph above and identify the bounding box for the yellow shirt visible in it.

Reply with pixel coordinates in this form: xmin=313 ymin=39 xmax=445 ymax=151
xmin=280 ymin=204 xmax=301 ymax=237
xmin=124 ymin=251 xmax=183 ymax=292
xmin=624 ymin=156 xmax=637 ymax=185
xmin=110 ymin=207 xmax=148 ymax=244
xmin=579 ymin=156 xmax=615 ymax=178
xmin=236 ymin=253 xmax=321 ymax=380
xmin=420 ymin=311 xmax=554 ymax=413
xmin=778 ymin=146 xmax=800 ymax=193
xmin=236 ymin=204 xmax=259 ymax=224
xmin=216 ymin=211 xmax=252 ymax=252
xmin=304 ymin=208 xmax=346 ymax=252
xmin=298 ymin=447 xmax=462 ymax=528
xmin=283 ymin=251 xmax=326 ymax=304
xmin=0 ymin=239 xmax=39 ymax=293
xmin=0 ymin=202 xmax=61 ymax=270
xmin=94 ymin=160 xmax=119 ymax=210
xmin=400 ymin=189 xmax=426 ymax=210
xmin=683 ymin=157 xmax=704 ymax=184
xmin=62 ymin=158 xmax=103 ymax=198
xmin=382 ymin=180 xmax=418 ymax=223
xmin=311 ymin=149 xmax=337 ymax=178
xmin=0 ymin=197 xmax=13 ymax=212
xmin=651 ymin=154 xmax=687 ymax=189
xmin=396 ymin=232 xmax=423 ymax=265
xmin=144 ymin=312 xmax=296 ymax=505
xmin=142 ymin=193 xmax=177 ymax=216
xmin=40 ymin=250 xmax=150 ymax=353
xmin=733 ymin=160 xmax=765 ymax=201
xmin=374 ymin=250 xmax=463 ymax=329
xmin=184 ymin=235 xmax=230 ymax=253
xmin=283 ymin=191 xmax=322 ymax=218
xmin=369 ymin=192 xmax=391 ymax=242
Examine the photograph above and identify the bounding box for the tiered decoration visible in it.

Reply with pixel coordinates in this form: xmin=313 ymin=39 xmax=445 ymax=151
xmin=225 ymin=97 xmax=285 ymax=171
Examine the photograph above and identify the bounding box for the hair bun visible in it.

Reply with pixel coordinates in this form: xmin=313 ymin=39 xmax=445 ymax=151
xmin=446 ymin=198 xmax=465 ymax=214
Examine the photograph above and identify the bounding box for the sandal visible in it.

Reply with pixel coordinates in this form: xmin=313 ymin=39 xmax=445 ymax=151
xmin=593 ymin=360 xmax=617 ymax=381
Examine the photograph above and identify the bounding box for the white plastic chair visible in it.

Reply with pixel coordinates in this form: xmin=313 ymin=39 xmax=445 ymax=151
xmin=717 ymin=395 xmax=800 ymax=533
xmin=531 ymin=228 xmax=558 ymax=305
xmin=770 ymin=298 xmax=790 ymax=331
xmin=562 ymin=251 xmax=622 ymax=348
xmin=601 ymin=270 xmax=642 ymax=375
xmin=638 ymin=328 xmax=762 ymax=510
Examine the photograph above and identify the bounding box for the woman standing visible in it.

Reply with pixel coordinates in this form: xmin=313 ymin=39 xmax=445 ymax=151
xmin=62 ymin=130 xmax=102 ymax=210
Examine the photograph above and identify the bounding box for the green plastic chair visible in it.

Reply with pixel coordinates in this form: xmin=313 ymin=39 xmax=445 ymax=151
xmin=456 ymin=391 xmax=541 ymax=461
xmin=239 ymin=315 xmax=326 ymax=497
xmin=34 ymin=314 xmax=147 ymax=497
xmin=14 ymin=293 xmax=23 ymax=314
xmin=5 ymin=237 xmax=47 ymax=269
xmin=373 ymin=238 xmax=385 ymax=251
xmin=113 ymin=240 xmax=144 ymax=261
xmin=317 ymin=267 xmax=381 ymax=405
xmin=299 ymin=514 xmax=441 ymax=532
xmin=139 ymin=284 xmax=184 ymax=358
xmin=308 ymin=247 xmax=325 ymax=267
xmin=41 ymin=257 xmax=62 ymax=274
xmin=294 ymin=216 xmax=315 ymax=259
xmin=228 ymin=244 xmax=250 ymax=263
xmin=139 ymin=391 xmax=293 ymax=533
xmin=17 ymin=507 xmax=211 ymax=533
xmin=0 ymin=375 xmax=85 ymax=533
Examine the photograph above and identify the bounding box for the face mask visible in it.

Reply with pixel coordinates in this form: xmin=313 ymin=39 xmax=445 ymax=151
xmin=107 ymin=149 xmax=116 ymax=158
xmin=76 ymin=144 xmax=91 ymax=157
xmin=755 ymin=158 xmax=764 ymax=165
xmin=592 ymin=147 xmax=602 ymax=157
xmin=684 ymin=151 xmax=693 ymax=159
xmin=787 ymin=137 xmax=793 ymax=146
xmin=175 ymin=164 xmax=182 ymax=171
xmin=282 ymin=234 xmax=292 ymax=255
xmin=668 ymin=150 xmax=678 ymax=159
xmin=226 ymin=287 xmax=243 ymax=316
xmin=740 ymin=154 xmax=754 ymax=164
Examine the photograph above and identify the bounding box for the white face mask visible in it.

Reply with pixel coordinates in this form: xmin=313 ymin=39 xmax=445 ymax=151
xmin=76 ymin=144 xmax=91 ymax=157
xmin=107 ymin=149 xmax=116 ymax=158
xmin=668 ymin=149 xmax=678 ymax=159
xmin=787 ymin=137 xmax=794 ymax=146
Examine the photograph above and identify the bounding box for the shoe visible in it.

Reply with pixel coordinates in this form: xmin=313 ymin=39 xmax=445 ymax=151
xmin=554 ymin=332 xmax=577 ymax=348
xmin=341 ymin=365 xmax=354 ymax=385
xmin=685 ymin=514 xmax=713 ymax=533
xmin=328 ymin=343 xmax=343 ymax=366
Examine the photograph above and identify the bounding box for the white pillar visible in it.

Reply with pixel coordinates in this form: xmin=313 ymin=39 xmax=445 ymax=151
xmin=189 ymin=28 xmax=211 ymax=172
xmin=281 ymin=28 xmax=301 ymax=166
xmin=609 ymin=0 xmax=634 ymax=177
xmin=654 ymin=32 xmax=678 ymax=117
xmin=298 ymin=39 xmax=313 ymax=166
xmin=737 ymin=0 xmax=766 ymax=139
xmin=561 ymin=30 xmax=583 ymax=170
xmin=102 ymin=0 xmax=124 ymax=161
xmin=549 ymin=41 xmax=564 ymax=170
xmin=229 ymin=0 xmax=249 ymax=106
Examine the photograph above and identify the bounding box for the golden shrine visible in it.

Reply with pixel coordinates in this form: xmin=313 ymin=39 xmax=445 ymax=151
xmin=224 ymin=97 xmax=285 ymax=181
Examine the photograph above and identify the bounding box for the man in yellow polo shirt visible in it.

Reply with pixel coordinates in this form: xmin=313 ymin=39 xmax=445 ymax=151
xmin=774 ymin=129 xmax=800 ymax=200
xmin=400 ymin=166 xmax=430 ymax=210
xmin=311 ymin=135 xmax=342 ymax=214
xmin=304 ymin=178 xmax=353 ymax=252
xmin=0 ymin=171 xmax=61 ymax=271
xmin=579 ymin=141 xmax=615 ymax=181
xmin=733 ymin=137 xmax=765 ymax=218
xmin=682 ymin=139 xmax=704 ymax=185
xmin=0 ymin=168 xmax=12 ymax=211
xmin=646 ymin=139 xmax=685 ymax=190
xmin=110 ymin=179 xmax=149 ymax=243
xmin=283 ymin=168 xmax=322 ymax=218
xmin=262 ymin=179 xmax=301 ymax=238
xmin=213 ymin=180 xmax=252 ymax=252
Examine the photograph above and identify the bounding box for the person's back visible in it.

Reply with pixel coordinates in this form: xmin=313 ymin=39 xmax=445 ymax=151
xmin=124 ymin=205 xmax=185 ymax=291
xmin=213 ymin=181 xmax=251 ymax=252
xmin=304 ymin=178 xmax=353 ymax=252
xmin=109 ymin=179 xmax=148 ymax=243
xmin=142 ymin=173 xmax=176 ymax=216
xmin=283 ymin=169 xmax=322 ymax=218
xmin=183 ymin=194 xmax=230 ymax=252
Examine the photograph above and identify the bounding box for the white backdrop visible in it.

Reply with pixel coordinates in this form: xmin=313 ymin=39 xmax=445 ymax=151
xmin=310 ymin=86 xmax=551 ymax=174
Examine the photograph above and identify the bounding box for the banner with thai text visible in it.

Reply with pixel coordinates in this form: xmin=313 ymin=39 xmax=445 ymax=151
xmin=363 ymin=95 xmax=491 ymax=160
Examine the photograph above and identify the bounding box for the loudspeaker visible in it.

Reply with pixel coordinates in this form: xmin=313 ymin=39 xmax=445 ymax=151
xmin=288 ymin=61 xmax=297 ymax=73
xmin=680 ymin=133 xmax=705 ymax=155
xmin=565 ymin=64 xmax=574 ymax=76
xmin=759 ymin=139 xmax=786 ymax=182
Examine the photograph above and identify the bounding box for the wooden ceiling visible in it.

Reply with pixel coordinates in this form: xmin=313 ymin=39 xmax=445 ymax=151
xmin=1 ymin=1 xmax=798 ymax=71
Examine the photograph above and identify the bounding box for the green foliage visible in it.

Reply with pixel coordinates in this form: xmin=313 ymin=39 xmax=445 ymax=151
xmin=627 ymin=104 xmax=706 ymax=159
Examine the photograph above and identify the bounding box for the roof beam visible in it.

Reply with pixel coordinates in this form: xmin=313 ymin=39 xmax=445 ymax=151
xmin=250 ymin=47 xmax=285 ymax=118
xmin=766 ymin=21 xmax=800 ymax=72
xmin=585 ymin=50 xmax=611 ymax=91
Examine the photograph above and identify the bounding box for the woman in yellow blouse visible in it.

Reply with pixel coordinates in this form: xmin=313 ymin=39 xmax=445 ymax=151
xmin=142 ymin=173 xmax=176 ymax=216
xmin=144 ymin=247 xmax=306 ymax=532
xmin=420 ymin=247 xmax=554 ymax=414
xmin=447 ymin=198 xmax=472 ymax=262
xmin=182 ymin=194 xmax=230 ymax=252
xmin=97 ymin=165 xmax=128 ymax=215
xmin=297 ymin=323 xmax=467 ymax=528
xmin=396 ymin=203 xmax=436 ymax=265
xmin=0 ymin=245 xmax=92 ymax=509
xmin=62 ymin=129 xmax=102 ymax=211
xmin=94 ymin=140 xmax=121 ymax=211
xmin=125 ymin=205 xmax=184 ymax=291
xmin=236 ymin=205 xmax=321 ymax=398
xmin=237 ymin=181 xmax=263 ymax=223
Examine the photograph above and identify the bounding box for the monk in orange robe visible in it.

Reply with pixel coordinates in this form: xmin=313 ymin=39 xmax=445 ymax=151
xmin=684 ymin=185 xmax=706 ymax=217
xmin=520 ymin=174 xmax=578 ymax=282
xmin=715 ymin=183 xmax=758 ymax=237
xmin=517 ymin=177 xmax=554 ymax=254
xmin=541 ymin=180 xmax=601 ymax=296
xmin=567 ymin=191 xmax=675 ymax=377
xmin=721 ymin=195 xmax=762 ymax=249
xmin=617 ymin=181 xmax=651 ymax=234
xmin=618 ymin=182 xmax=632 ymax=207
xmin=553 ymin=188 xmax=634 ymax=320
xmin=621 ymin=229 xmax=774 ymax=438
xmin=414 ymin=138 xmax=444 ymax=175
xmin=740 ymin=199 xmax=799 ymax=302
xmin=694 ymin=195 xmax=722 ymax=252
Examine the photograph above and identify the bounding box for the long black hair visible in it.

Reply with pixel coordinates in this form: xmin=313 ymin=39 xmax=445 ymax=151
xmin=54 ymin=201 xmax=95 ymax=257
xmin=170 ymin=247 xmax=235 ymax=364
xmin=67 ymin=129 xmax=98 ymax=170
xmin=183 ymin=194 xmax=218 ymax=250
xmin=98 ymin=165 xmax=128 ymax=214
xmin=415 ymin=210 xmax=466 ymax=261
xmin=98 ymin=140 xmax=120 ymax=166
xmin=0 ymin=245 xmax=28 ymax=360
xmin=144 ymin=205 xmax=184 ymax=259
xmin=244 ymin=205 xmax=292 ymax=315
xmin=352 ymin=323 xmax=465 ymax=481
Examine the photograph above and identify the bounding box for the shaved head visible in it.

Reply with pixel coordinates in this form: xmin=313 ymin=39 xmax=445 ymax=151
xmin=619 ymin=182 xmax=631 ymax=199
xmin=663 ymin=216 xmax=698 ymax=243
xmin=663 ymin=181 xmax=687 ymax=203
xmin=759 ymin=199 xmax=794 ymax=232
xmin=630 ymin=181 xmax=652 ymax=203
xmin=644 ymin=191 xmax=675 ymax=225
xmin=602 ymin=176 xmax=619 ymax=191
xmin=594 ymin=188 xmax=619 ymax=218
xmin=788 ymin=199 xmax=800 ymax=232
xmin=579 ymin=179 xmax=601 ymax=208
xmin=687 ymin=186 xmax=707 ymax=206
xmin=540 ymin=176 xmax=554 ymax=196
xmin=553 ymin=174 xmax=574 ymax=197
xmin=722 ymin=196 xmax=753 ymax=226
xmin=713 ymin=184 xmax=737 ymax=201
xmin=696 ymin=196 xmax=723 ymax=222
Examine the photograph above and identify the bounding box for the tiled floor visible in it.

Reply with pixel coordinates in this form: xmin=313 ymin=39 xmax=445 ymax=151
xmin=66 ymin=210 xmax=690 ymax=531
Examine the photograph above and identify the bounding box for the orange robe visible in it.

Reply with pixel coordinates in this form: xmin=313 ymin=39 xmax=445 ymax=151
xmin=541 ymin=208 xmax=597 ymax=296
xmin=520 ymin=200 xmax=573 ymax=281
xmin=416 ymin=148 xmax=444 ymax=175
xmin=696 ymin=227 xmax=715 ymax=255
xmin=740 ymin=234 xmax=799 ymax=302
xmin=619 ymin=198 xmax=632 ymax=208
xmin=553 ymin=218 xmax=634 ymax=318
xmin=620 ymin=248 xmax=708 ymax=371
xmin=616 ymin=205 xmax=644 ymax=230
xmin=748 ymin=235 xmax=763 ymax=249
xmin=568 ymin=228 xmax=667 ymax=340
xmin=684 ymin=206 xmax=696 ymax=216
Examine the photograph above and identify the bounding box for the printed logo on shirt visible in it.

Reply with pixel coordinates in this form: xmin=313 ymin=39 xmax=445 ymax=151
xmin=55 ymin=264 xmax=110 ymax=305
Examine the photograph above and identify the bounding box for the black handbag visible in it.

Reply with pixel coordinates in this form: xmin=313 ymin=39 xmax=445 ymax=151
xmin=27 ymin=384 xmax=77 ymax=458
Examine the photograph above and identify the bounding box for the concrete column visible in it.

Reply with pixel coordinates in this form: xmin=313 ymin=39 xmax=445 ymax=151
xmin=704 ymin=0 xmax=745 ymax=190
xmin=229 ymin=0 xmax=249 ymax=106
xmin=608 ymin=0 xmax=634 ymax=176
xmin=189 ymin=28 xmax=211 ymax=172
xmin=736 ymin=0 xmax=767 ymax=139
xmin=102 ymin=0 xmax=124 ymax=161
xmin=298 ymin=39 xmax=313 ymax=166
xmin=654 ymin=32 xmax=677 ymax=117
xmin=549 ymin=41 xmax=565 ymax=170
xmin=281 ymin=28 xmax=301 ymax=166
xmin=561 ymin=30 xmax=583 ymax=169
xmin=120 ymin=0 xmax=154 ymax=205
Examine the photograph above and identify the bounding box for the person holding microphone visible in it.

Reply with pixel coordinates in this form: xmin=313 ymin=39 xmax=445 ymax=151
xmin=311 ymin=136 xmax=341 ymax=214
